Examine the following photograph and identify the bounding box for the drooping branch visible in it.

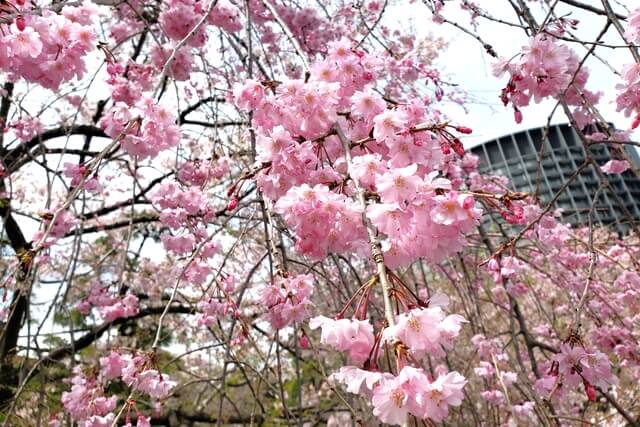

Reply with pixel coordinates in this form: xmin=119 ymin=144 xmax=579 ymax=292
xmin=333 ymin=123 xmax=396 ymax=328
xmin=45 ymin=305 xmax=192 ymax=362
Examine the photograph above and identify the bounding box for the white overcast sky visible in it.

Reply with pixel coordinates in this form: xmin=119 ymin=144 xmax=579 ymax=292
xmin=390 ymin=0 xmax=637 ymax=147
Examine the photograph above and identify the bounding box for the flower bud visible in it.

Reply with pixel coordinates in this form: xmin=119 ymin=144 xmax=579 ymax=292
xmin=227 ymin=196 xmax=238 ymax=211
xmin=15 ymin=16 xmax=26 ymax=32
xmin=514 ymin=109 xmax=523 ymax=124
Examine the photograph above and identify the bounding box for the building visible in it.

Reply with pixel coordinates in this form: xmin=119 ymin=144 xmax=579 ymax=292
xmin=471 ymin=123 xmax=640 ymax=233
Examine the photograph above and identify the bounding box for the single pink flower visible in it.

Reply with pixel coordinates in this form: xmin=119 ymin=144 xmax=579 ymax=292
xmin=600 ymin=159 xmax=630 ymax=174
xmin=309 ymin=316 xmax=374 ymax=363
xmin=8 ymin=25 xmax=43 ymax=58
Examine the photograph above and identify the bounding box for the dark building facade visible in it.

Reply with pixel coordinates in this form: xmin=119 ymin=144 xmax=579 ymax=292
xmin=471 ymin=124 xmax=640 ymax=233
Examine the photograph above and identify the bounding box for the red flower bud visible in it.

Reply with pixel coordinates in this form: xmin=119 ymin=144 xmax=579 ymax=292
xmin=15 ymin=16 xmax=26 ymax=32
xmin=462 ymin=196 xmax=475 ymax=209
xmin=583 ymin=379 xmax=597 ymax=402
xmin=227 ymin=196 xmax=238 ymax=211
xmin=299 ymin=335 xmax=309 ymax=349
xmin=500 ymin=92 xmax=509 ymax=106
xmin=514 ymin=109 xmax=523 ymax=124
xmin=456 ymin=126 xmax=473 ymax=134
xmin=451 ymin=139 xmax=465 ymax=157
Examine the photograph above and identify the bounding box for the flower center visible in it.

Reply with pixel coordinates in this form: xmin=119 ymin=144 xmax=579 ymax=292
xmin=391 ymin=389 xmax=405 ymax=408
xmin=407 ymin=315 xmax=421 ymax=331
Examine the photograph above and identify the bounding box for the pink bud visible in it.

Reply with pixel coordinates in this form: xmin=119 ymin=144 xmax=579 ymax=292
xmin=512 ymin=205 xmax=524 ymax=219
xmin=462 ymin=196 xmax=474 ymax=209
xmin=514 ymin=109 xmax=523 ymax=124
xmin=106 ymin=63 xmax=120 ymax=75
xmin=15 ymin=16 xmax=26 ymax=32
xmin=583 ymin=379 xmax=597 ymax=402
xmin=632 ymin=113 xmax=640 ymax=130
xmin=456 ymin=126 xmax=473 ymax=134
xmin=299 ymin=335 xmax=309 ymax=349
xmin=227 ymin=196 xmax=238 ymax=211
xmin=451 ymin=140 xmax=465 ymax=157
xmin=500 ymin=91 xmax=509 ymax=106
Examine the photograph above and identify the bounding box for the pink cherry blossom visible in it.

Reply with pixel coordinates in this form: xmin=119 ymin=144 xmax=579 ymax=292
xmin=261 ymin=274 xmax=314 ymax=329
xmin=100 ymin=351 xmax=129 ymax=380
xmin=7 ymin=25 xmax=43 ymax=58
xmin=384 ymin=307 xmax=465 ymax=357
xmin=61 ymin=369 xmax=117 ymax=423
xmin=601 ymin=159 xmax=630 ymax=174
xmin=625 ymin=8 xmax=640 ymax=44
xmin=512 ymin=401 xmax=536 ymax=418
xmin=431 ymin=192 xmax=476 ymax=226
xmin=234 ymin=79 xmax=265 ymax=110
xmin=422 ymin=372 xmax=466 ymax=421
xmin=309 ymin=316 xmax=374 ymax=364
xmin=351 ymin=89 xmax=386 ymax=119
xmin=371 ymin=372 xmax=412 ymax=425
xmin=375 ymin=163 xmax=422 ymax=204
xmin=330 ymin=366 xmax=389 ymax=396
xmin=373 ymin=110 xmax=406 ymax=141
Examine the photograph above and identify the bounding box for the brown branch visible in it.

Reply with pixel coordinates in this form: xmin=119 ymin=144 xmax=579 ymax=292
xmin=559 ymin=0 xmax=626 ymax=20
xmin=2 ymin=125 xmax=108 ymax=173
xmin=44 ymin=305 xmax=192 ymax=362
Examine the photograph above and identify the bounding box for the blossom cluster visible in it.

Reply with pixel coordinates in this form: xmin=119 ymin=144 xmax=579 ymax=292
xmin=9 ymin=116 xmax=43 ymax=142
xmin=152 ymin=181 xmax=218 ymax=259
xmin=60 ymin=351 xmax=175 ymax=426
xmin=60 ymin=367 xmax=118 ymax=427
xmin=99 ymin=98 xmax=181 ymax=160
xmin=535 ymin=343 xmax=618 ymax=401
xmin=309 ymin=316 xmax=375 ymax=364
xmin=64 ymin=162 xmax=103 ymax=194
xmin=615 ymin=64 xmax=640 ymax=129
xmin=371 ymin=367 xmax=466 ymax=425
xmin=383 ymin=306 xmax=466 ymax=358
xmin=76 ymin=282 xmax=140 ymax=322
xmin=237 ymin=39 xmax=481 ymax=267
xmin=261 ymin=273 xmax=315 ymax=329
xmin=314 ymin=300 xmax=468 ymax=425
xmin=274 ymin=184 xmax=367 ymax=259
xmin=624 ymin=7 xmax=640 ymax=45
xmin=195 ymin=275 xmax=237 ymax=327
xmin=0 ymin=3 xmax=97 ymax=90
xmin=471 ymin=334 xmax=536 ymax=419
xmin=493 ymin=34 xmax=600 ymax=126
xmin=32 ymin=209 xmax=78 ymax=247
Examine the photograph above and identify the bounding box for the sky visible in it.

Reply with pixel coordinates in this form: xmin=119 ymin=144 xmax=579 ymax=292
xmin=389 ymin=0 xmax=638 ymax=147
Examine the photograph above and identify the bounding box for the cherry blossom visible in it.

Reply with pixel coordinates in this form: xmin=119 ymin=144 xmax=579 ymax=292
xmin=624 ymin=7 xmax=640 ymax=44
xmin=384 ymin=307 xmax=465 ymax=357
xmin=601 ymin=159 xmax=631 ymax=174
xmin=309 ymin=316 xmax=375 ymax=364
